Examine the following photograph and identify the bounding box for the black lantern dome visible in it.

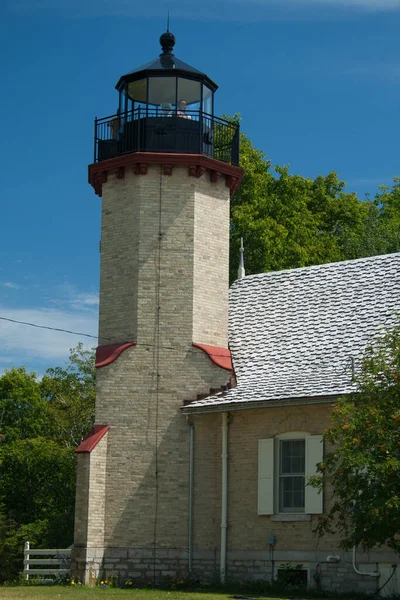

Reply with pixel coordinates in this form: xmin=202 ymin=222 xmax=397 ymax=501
xmin=93 ymin=32 xmax=239 ymax=167
xmin=115 ymin=31 xmax=217 ymax=114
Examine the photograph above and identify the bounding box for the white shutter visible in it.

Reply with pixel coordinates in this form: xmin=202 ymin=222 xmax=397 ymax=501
xmin=305 ymin=435 xmax=323 ymax=514
xmin=258 ymin=438 xmax=274 ymax=515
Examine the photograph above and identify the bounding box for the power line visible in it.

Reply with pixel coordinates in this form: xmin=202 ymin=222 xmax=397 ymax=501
xmin=0 ymin=316 xmax=99 ymax=340
xmin=0 ymin=314 xmax=358 ymax=382
xmin=0 ymin=315 xmax=233 ymax=359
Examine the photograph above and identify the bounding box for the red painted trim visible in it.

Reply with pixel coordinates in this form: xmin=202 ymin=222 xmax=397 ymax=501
xmin=114 ymin=166 xmax=125 ymax=179
xmin=164 ymin=164 xmax=173 ymax=176
xmin=95 ymin=343 xmax=136 ymax=368
xmin=192 ymin=343 xmax=232 ymax=371
xmin=89 ymin=152 xmax=243 ymax=197
xmin=76 ymin=425 xmax=110 ymax=454
xmin=210 ymin=170 xmax=221 ymax=183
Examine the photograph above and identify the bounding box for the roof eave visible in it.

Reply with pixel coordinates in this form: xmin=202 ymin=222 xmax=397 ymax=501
xmin=115 ymin=70 xmax=218 ymax=93
xmin=181 ymin=393 xmax=345 ymax=415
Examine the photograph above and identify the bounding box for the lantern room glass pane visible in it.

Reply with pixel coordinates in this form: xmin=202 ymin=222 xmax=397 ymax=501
xmin=178 ymin=78 xmax=201 ymax=112
xmin=127 ymin=78 xmax=147 ymax=103
xmin=148 ymin=76 xmax=177 ymax=109
xmin=203 ymin=84 xmax=212 ymax=115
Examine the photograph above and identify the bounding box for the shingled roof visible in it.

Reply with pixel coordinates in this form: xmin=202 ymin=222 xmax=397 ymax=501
xmin=184 ymin=253 xmax=400 ymax=412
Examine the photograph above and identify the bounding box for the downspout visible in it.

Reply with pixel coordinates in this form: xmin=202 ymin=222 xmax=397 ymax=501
xmin=220 ymin=412 xmax=229 ymax=584
xmin=187 ymin=416 xmax=195 ymax=573
xmin=352 ymin=546 xmax=380 ymax=577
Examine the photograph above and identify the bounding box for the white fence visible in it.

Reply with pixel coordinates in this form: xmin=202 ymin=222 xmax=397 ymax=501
xmin=23 ymin=541 xmax=71 ymax=580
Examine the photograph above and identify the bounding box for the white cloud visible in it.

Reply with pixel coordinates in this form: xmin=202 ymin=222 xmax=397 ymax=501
xmin=69 ymin=292 xmax=100 ymax=311
xmin=48 ymin=285 xmax=99 ymax=312
xmin=260 ymin=0 xmax=400 ymax=7
xmin=340 ymin=63 xmax=400 ymax=82
xmin=9 ymin=0 xmax=400 ymax=19
xmin=0 ymin=306 xmax=98 ymax=373
xmin=2 ymin=282 xmax=20 ymax=290
xmin=347 ymin=177 xmax=392 ymax=188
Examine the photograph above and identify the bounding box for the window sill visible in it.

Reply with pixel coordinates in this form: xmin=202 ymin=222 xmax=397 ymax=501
xmin=271 ymin=514 xmax=311 ymax=522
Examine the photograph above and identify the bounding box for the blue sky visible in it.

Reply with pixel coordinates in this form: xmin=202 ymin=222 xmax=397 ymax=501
xmin=0 ymin=0 xmax=399 ymax=375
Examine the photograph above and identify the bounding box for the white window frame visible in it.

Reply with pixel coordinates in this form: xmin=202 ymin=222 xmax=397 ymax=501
xmin=277 ymin=435 xmax=306 ymax=514
xmin=258 ymin=432 xmax=323 ymax=519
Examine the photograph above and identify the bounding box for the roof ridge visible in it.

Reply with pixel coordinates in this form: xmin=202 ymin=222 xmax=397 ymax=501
xmin=230 ymin=252 xmax=400 ymax=288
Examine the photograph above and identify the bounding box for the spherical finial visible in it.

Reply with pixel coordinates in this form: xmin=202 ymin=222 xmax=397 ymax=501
xmin=160 ymin=31 xmax=176 ymax=55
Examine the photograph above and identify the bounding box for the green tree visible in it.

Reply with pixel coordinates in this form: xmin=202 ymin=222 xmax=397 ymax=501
xmin=0 ymin=367 xmax=49 ymax=443
xmin=0 ymin=438 xmax=76 ymax=527
xmin=229 ymin=128 xmax=400 ymax=282
xmin=41 ymin=343 xmax=96 ymax=448
xmin=310 ymin=324 xmax=400 ymax=552
xmin=0 ymin=344 xmax=96 ymax=582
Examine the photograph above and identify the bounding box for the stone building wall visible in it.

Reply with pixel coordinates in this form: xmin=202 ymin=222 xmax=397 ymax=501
xmin=74 ymin=399 xmax=395 ymax=594
xmin=183 ymin=405 xmax=394 ymax=594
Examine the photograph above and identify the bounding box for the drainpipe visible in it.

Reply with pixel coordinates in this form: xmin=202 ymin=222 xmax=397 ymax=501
xmin=187 ymin=416 xmax=195 ymax=573
xmin=352 ymin=546 xmax=380 ymax=577
xmin=220 ymin=412 xmax=229 ymax=584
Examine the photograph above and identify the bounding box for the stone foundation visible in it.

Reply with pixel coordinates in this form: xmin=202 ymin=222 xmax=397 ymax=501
xmin=72 ymin=546 xmax=398 ymax=594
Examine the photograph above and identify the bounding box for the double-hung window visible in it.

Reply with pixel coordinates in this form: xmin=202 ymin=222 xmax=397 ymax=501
xmin=258 ymin=433 xmax=323 ymax=517
xmin=279 ymin=439 xmax=306 ymax=513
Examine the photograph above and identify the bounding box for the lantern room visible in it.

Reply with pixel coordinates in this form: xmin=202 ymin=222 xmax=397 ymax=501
xmin=117 ymin=31 xmax=215 ymax=119
xmin=94 ymin=32 xmax=239 ymax=166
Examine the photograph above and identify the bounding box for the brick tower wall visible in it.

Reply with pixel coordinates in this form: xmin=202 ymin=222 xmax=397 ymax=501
xmin=73 ymin=165 xmax=232 ymax=583
xmin=98 ymin=165 xmax=229 ymax=348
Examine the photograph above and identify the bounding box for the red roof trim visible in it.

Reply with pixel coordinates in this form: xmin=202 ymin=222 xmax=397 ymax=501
xmin=192 ymin=343 xmax=232 ymax=371
xmin=89 ymin=153 xmax=243 ymax=197
xmin=95 ymin=343 xmax=136 ymax=368
xmin=76 ymin=425 xmax=110 ymax=454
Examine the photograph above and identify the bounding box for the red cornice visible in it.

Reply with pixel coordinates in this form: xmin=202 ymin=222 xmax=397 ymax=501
xmin=192 ymin=342 xmax=232 ymax=371
xmin=88 ymin=152 xmax=243 ymax=197
xmin=95 ymin=343 xmax=136 ymax=368
xmin=76 ymin=425 xmax=110 ymax=454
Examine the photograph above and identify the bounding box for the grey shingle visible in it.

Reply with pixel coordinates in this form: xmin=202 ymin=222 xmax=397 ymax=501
xmin=186 ymin=253 xmax=400 ymax=410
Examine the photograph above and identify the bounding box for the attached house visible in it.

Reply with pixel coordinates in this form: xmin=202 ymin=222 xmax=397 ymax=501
xmin=181 ymin=252 xmax=400 ymax=593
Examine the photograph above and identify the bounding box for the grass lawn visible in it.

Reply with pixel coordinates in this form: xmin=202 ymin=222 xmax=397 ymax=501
xmin=0 ymin=588 xmax=260 ymax=600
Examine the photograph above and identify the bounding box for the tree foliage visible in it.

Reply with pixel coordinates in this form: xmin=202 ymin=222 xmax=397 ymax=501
xmin=0 ymin=344 xmax=95 ymax=582
xmin=310 ymin=324 xmax=400 ymax=552
xmin=0 ymin=368 xmax=49 ymax=443
xmin=230 ymin=128 xmax=400 ymax=282
xmin=41 ymin=344 xmax=96 ymax=448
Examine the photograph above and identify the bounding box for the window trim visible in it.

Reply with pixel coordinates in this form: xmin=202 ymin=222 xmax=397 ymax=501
xmin=278 ymin=438 xmax=306 ymax=513
xmin=258 ymin=431 xmax=323 ymax=517
xmin=275 ymin=432 xmax=309 ymax=515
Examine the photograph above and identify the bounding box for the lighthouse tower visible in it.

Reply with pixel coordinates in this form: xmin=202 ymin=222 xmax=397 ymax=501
xmin=72 ymin=31 xmax=242 ymax=584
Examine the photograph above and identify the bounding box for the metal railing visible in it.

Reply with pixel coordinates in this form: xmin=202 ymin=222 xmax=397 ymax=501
xmin=24 ymin=541 xmax=71 ymax=580
xmin=94 ymin=109 xmax=239 ymax=166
